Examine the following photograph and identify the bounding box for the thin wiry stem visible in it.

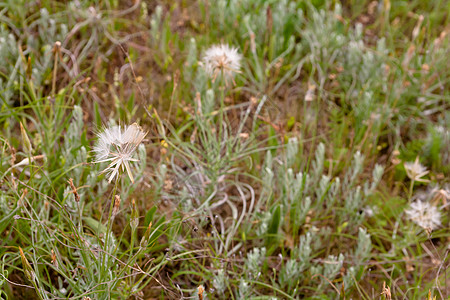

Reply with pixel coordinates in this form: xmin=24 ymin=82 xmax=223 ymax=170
xmin=101 ymin=179 xmax=120 ymax=282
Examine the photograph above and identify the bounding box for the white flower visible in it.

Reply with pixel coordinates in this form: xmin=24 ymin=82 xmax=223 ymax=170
xmin=405 ymin=201 xmax=441 ymax=231
xmin=404 ymin=157 xmax=429 ymax=182
xmin=202 ymin=44 xmax=242 ymax=83
xmin=93 ymin=123 xmax=147 ymax=183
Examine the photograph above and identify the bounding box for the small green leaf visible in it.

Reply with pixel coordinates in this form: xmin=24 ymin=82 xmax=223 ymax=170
xmin=144 ymin=206 xmax=157 ymax=227
xmin=84 ymin=217 xmax=107 ymax=234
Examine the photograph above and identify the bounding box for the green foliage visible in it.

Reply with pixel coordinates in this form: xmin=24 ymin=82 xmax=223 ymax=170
xmin=0 ymin=0 xmax=448 ymax=299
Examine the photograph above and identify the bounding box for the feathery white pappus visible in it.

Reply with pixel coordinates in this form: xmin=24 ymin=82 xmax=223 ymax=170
xmin=403 ymin=157 xmax=429 ymax=182
xmin=405 ymin=201 xmax=441 ymax=231
xmin=93 ymin=123 xmax=147 ymax=183
xmin=202 ymin=44 xmax=242 ymax=83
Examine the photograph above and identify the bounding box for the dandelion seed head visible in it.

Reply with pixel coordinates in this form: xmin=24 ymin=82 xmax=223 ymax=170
xmin=202 ymin=44 xmax=242 ymax=83
xmin=93 ymin=123 xmax=147 ymax=183
xmin=405 ymin=201 xmax=441 ymax=231
xmin=404 ymin=157 xmax=429 ymax=182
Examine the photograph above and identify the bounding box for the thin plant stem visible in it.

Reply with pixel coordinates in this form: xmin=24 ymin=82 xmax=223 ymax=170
xmin=218 ymin=75 xmax=226 ymax=149
xmin=130 ymin=227 xmax=136 ymax=257
xmin=216 ymin=74 xmax=228 ymax=184
xmin=168 ymin=70 xmax=179 ymax=120
xmin=408 ymin=179 xmax=415 ymax=201
xmin=77 ymin=201 xmax=82 ymax=232
xmin=101 ymin=178 xmax=120 ymax=284
xmin=52 ymin=42 xmax=61 ymax=99
xmin=127 ymin=225 xmax=137 ymax=289
xmin=105 ymin=179 xmax=120 ymax=250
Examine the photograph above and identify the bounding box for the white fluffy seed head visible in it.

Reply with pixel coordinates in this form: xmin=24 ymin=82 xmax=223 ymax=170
xmin=405 ymin=201 xmax=441 ymax=231
xmin=202 ymin=44 xmax=242 ymax=83
xmin=93 ymin=123 xmax=147 ymax=183
xmin=404 ymin=157 xmax=429 ymax=182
